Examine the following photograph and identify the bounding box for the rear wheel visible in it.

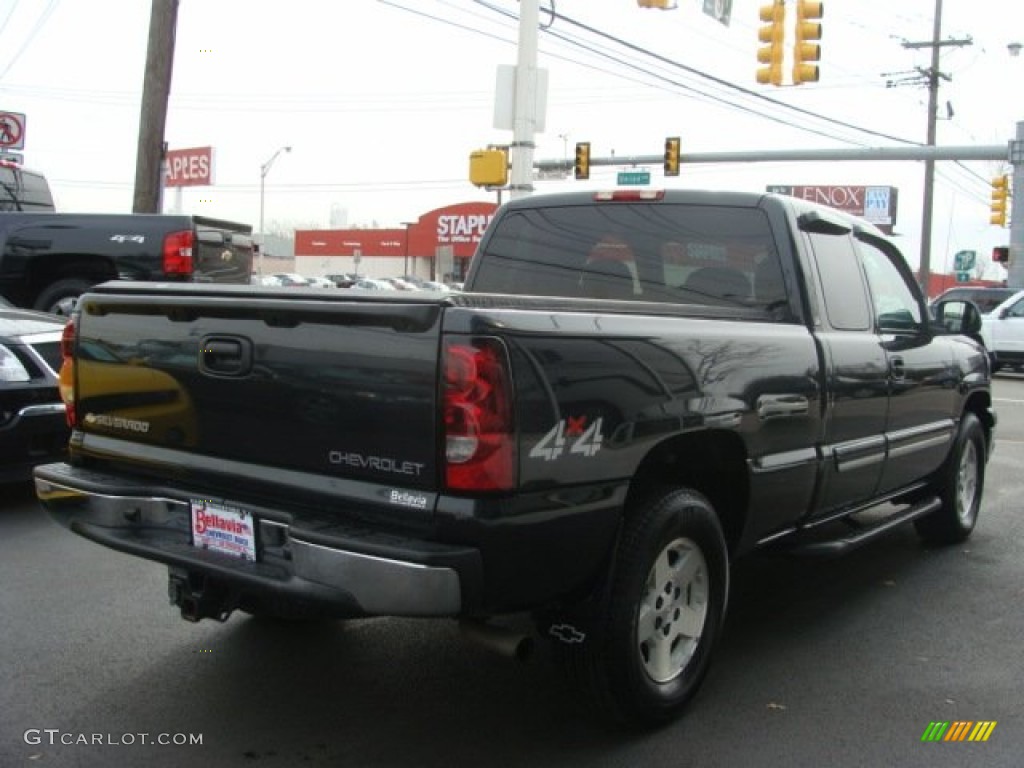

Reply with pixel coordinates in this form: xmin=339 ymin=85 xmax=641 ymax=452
xmin=554 ymin=488 xmax=729 ymax=726
xmin=34 ymin=278 xmax=94 ymax=317
xmin=915 ymin=412 xmax=986 ymax=546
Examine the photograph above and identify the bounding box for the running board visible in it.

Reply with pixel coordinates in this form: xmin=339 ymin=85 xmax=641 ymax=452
xmin=786 ymin=497 xmax=942 ymax=557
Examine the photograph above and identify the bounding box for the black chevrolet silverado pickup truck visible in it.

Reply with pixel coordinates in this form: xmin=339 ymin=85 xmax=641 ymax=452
xmin=0 ymin=211 xmax=253 ymax=315
xmin=34 ymin=189 xmax=994 ymax=725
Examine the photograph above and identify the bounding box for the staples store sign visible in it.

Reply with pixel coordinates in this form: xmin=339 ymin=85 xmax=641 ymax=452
xmin=436 ymin=213 xmax=494 ymax=245
xmin=165 ymin=146 xmax=214 ymax=188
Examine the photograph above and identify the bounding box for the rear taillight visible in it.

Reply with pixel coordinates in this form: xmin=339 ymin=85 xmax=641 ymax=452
xmin=59 ymin=318 xmax=77 ymax=428
xmin=443 ymin=336 xmax=515 ymax=492
xmin=163 ymin=229 xmax=194 ymax=276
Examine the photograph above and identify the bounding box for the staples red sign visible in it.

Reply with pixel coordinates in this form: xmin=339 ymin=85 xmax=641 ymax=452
xmin=165 ymin=146 xmax=214 ymax=188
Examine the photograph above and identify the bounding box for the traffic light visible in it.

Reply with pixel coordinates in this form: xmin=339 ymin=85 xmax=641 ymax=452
xmin=574 ymin=142 xmax=591 ymax=180
xmin=468 ymin=148 xmax=508 ymax=187
xmin=756 ymin=1 xmax=785 ymax=87
xmin=990 ymin=175 xmax=1009 ymax=227
xmin=792 ymin=1 xmax=823 ymax=85
xmin=992 ymin=246 xmax=1009 ymax=263
xmin=664 ymin=137 xmax=680 ymax=177
xmin=637 ymin=0 xmax=674 ymax=8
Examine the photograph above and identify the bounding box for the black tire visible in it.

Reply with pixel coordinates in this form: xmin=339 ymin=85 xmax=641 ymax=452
xmin=33 ymin=278 xmax=94 ymax=317
xmin=914 ymin=412 xmax=986 ymax=546
xmin=555 ymin=488 xmax=729 ymax=726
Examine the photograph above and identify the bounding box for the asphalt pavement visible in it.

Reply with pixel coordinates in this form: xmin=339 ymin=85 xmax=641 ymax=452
xmin=1 ymin=376 xmax=1023 ymax=767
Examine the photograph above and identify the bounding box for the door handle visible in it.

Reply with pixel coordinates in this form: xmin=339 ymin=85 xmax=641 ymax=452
xmin=199 ymin=335 xmax=252 ymax=377
xmin=890 ymin=355 xmax=906 ymax=380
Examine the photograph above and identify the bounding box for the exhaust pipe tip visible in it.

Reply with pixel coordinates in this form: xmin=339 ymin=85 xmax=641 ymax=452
xmin=459 ymin=619 xmax=534 ymax=662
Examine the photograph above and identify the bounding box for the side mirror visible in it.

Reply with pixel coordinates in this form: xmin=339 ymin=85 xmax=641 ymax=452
xmin=932 ymin=299 xmax=983 ymax=340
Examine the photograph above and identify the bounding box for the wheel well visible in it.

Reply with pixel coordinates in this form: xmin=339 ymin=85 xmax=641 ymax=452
xmin=26 ymin=255 xmax=117 ymax=298
xmin=964 ymin=390 xmax=994 ymax=450
xmin=625 ymin=430 xmax=749 ymax=555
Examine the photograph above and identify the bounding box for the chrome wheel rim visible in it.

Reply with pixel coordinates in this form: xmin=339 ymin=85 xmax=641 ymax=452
xmin=50 ymin=296 xmax=79 ymax=317
xmin=957 ymin=440 xmax=979 ymax=526
xmin=637 ymin=537 xmax=709 ymax=684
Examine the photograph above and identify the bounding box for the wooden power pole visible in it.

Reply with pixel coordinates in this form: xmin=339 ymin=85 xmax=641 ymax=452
xmin=132 ymin=0 xmax=179 ymax=213
xmin=903 ymin=0 xmax=972 ymax=295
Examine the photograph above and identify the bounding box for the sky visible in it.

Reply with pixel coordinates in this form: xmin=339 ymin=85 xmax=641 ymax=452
xmin=1 ymin=0 xmax=1022 ymax=277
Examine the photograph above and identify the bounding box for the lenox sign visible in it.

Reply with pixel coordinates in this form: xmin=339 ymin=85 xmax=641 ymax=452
xmin=768 ymin=184 xmax=898 ymax=234
xmin=165 ymin=146 xmax=214 ymax=188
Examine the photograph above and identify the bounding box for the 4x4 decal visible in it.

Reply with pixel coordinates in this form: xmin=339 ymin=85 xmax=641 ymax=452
xmin=528 ymin=416 xmax=604 ymax=461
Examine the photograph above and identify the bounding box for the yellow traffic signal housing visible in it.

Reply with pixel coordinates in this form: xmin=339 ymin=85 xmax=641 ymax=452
xmin=756 ymin=1 xmax=786 ymax=87
xmin=469 ymin=148 xmax=508 ymax=187
xmin=575 ymin=142 xmax=591 ymax=180
xmin=990 ymin=175 xmax=1010 ymax=227
xmin=664 ymin=137 xmax=681 ymax=177
xmin=637 ymin=0 xmax=675 ymax=8
xmin=793 ymin=0 xmax=823 ymax=85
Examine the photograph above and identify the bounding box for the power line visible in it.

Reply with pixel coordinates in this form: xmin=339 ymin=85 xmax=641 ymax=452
xmin=383 ymin=0 xmax=914 ymax=149
xmin=0 ymin=0 xmax=19 ymax=41
xmin=0 ymin=0 xmax=60 ymax=81
xmin=532 ymin=4 xmax=923 ymax=147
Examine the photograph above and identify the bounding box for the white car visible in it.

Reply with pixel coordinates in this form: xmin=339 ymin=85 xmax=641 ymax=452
xmin=270 ymin=272 xmax=312 ymax=287
xmin=304 ymin=276 xmax=337 ymax=289
xmin=352 ymin=278 xmax=396 ymax=291
xmin=979 ymin=289 xmax=1024 ymax=371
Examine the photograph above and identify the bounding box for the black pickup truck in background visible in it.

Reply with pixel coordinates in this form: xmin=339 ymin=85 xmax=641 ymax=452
xmin=0 ymin=212 xmax=254 ymax=315
xmin=34 ymin=189 xmax=993 ymax=725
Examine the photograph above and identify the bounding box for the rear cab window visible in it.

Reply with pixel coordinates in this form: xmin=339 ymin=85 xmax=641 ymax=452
xmin=0 ymin=163 xmax=55 ymax=212
xmin=469 ymin=201 xmax=789 ymax=318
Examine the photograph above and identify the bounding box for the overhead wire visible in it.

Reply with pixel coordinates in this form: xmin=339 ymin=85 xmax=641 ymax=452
xmin=0 ymin=0 xmax=60 ymax=81
xmin=0 ymin=0 xmax=18 ymax=41
xmin=534 ymin=5 xmax=923 ymax=147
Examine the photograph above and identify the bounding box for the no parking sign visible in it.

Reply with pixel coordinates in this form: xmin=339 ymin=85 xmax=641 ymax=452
xmin=0 ymin=111 xmax=26 ymax=151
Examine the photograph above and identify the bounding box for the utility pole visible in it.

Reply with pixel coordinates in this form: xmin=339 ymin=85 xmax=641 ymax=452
xmin=509 ymin=0 xmax=539 ymax=200
xmin=1007 ymin=122 xmax=1024 ymax=290
xmin=133 ymin=0 xmax=179 ymax=213
xmin=902 ymin=0 xmax=972 ymax=295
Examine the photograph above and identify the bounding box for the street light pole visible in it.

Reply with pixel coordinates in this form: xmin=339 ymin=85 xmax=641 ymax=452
xmin=259 ymin=145 xmax=291 ymax=276
xmin=402 ymin=221 xmax=415 ymax=278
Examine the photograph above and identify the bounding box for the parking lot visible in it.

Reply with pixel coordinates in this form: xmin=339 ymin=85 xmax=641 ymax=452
xmin=1 ymin=376 xmax=1022 ymax=768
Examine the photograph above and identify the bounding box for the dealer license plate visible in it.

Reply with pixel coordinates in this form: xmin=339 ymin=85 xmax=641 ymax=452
xmin=190 ymin=499 xmax=257 ymax=562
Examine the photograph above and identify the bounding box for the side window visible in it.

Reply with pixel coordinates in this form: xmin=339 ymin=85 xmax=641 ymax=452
xmin=808 ymin=232 xmax=871 ymax=331
xmin=1006 ymin=298 xmax=1024 ymax=318
xmin=857 ymin=241 xmax=922 ymax=331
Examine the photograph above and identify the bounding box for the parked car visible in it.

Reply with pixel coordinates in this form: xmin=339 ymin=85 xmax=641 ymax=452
xmin=380 ymin=277 xmax=419 ymax=291
xmin=304 ymin=276 xmax=337 ymax=289
xmin=418 ymin=281 xmax=451 ymax=292
xmin=326 ymin=273 xmax=359 ymax=288
xmin=269 ymin=273 xmax=311 ymax=287
xmin=931 ymin=286 xmax=1015 ymax=315
xmin=0 ymin=160 xmax=55 ymax=212
xmin=980 ymin=289 xmax=1024 ymax=371
xmin=0 ymin=296 xmax=68 ymax=482
xmin=351 ymin=278 xmax=395 ymax=291
xmin=0 ymin=211 xmax=253 ymax=315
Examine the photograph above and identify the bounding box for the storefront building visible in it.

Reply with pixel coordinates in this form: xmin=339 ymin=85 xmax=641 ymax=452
xmin=294 ymin=201 xmax=497 ymax=283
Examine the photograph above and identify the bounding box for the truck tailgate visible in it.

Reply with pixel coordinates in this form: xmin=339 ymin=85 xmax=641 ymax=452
xmin=72 ymin=287 xmax=443 ymax=490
